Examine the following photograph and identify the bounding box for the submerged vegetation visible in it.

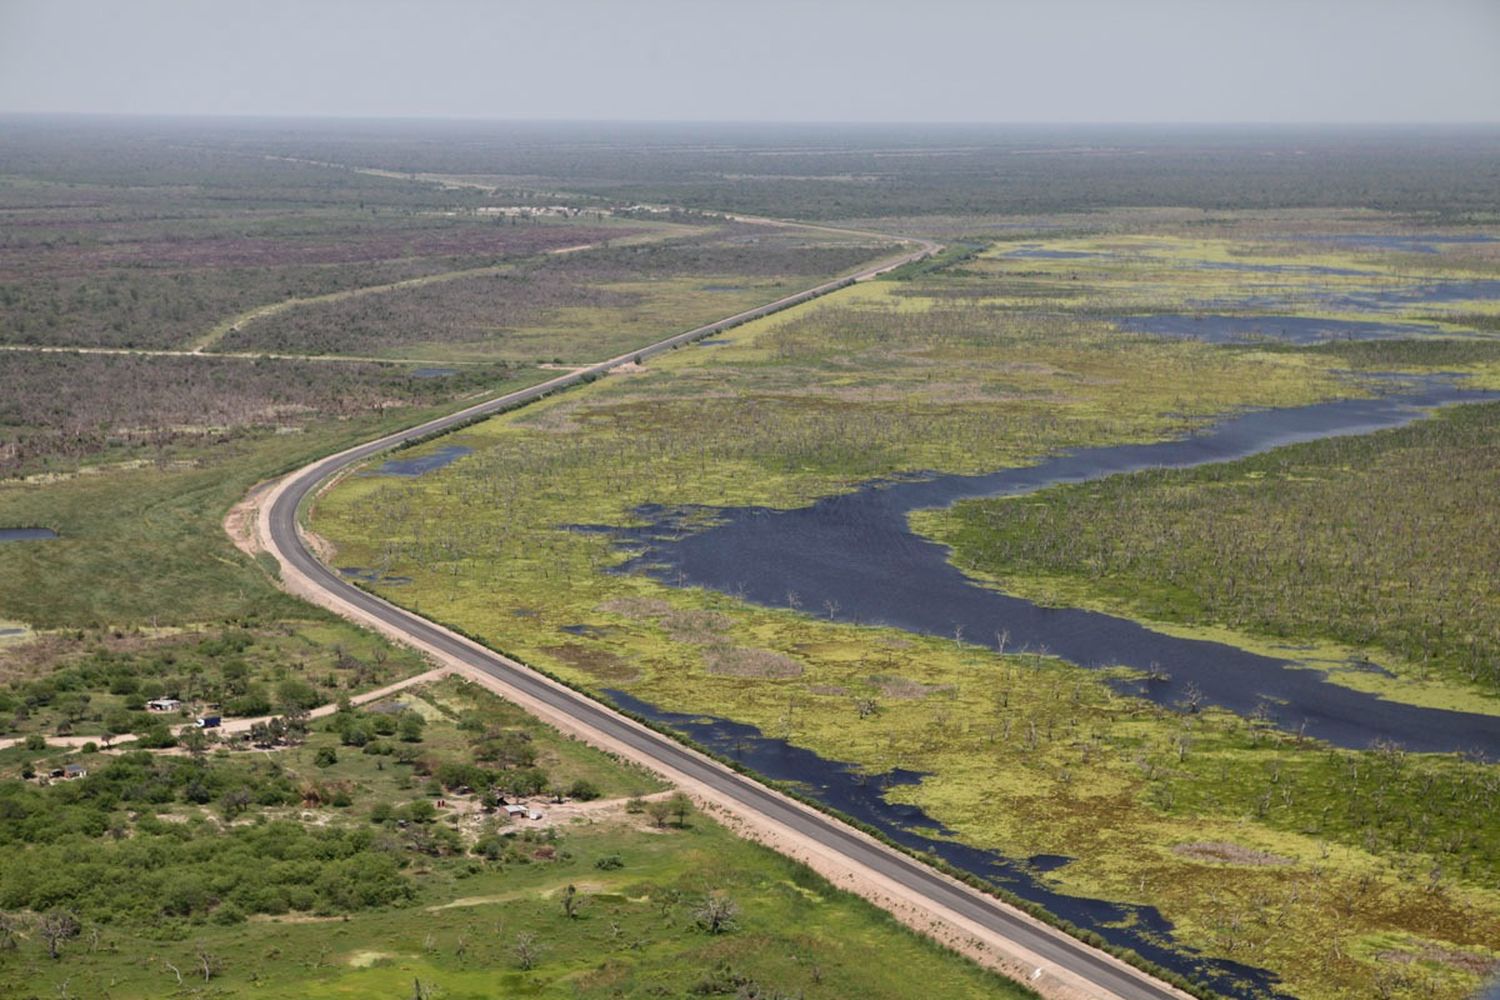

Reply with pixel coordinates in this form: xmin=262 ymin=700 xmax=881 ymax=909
xmin=8 ymin=118 xmax=1500 ymax=999
xmin=314 ymin=217 xmax=1500 ymax=999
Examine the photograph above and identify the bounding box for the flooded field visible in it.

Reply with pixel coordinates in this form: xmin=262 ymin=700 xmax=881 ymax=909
xmin=609 ymin=381 xmax=1500 ymax=756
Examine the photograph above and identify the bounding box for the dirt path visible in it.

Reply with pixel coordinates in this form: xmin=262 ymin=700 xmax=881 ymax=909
xmin=182 ymin=248 xmax=603 ymax=355
xmin=0 ymin=666 xmax=452 ymax=753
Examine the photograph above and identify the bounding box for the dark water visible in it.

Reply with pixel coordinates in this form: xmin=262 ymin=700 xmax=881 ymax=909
xmin=609 ymin=382 xmax=1500 ymax=756
xmin=1291 ymin=233 xmax=1499 ymax=254
xmin=1324 ymin=280 xmax=1500 ymax=309
xmin=338 ymin=567 xmax=412 ymax=586
xmin=1004 ymin=246 xmax=1105 ymax=259
xmin=371 ymin=445 xmax=472 ymax=477
xmin=1189 ymin=260 xmax=1373 ymax=276
xmin=560 ymin=623 xmax=612 ymax=638
xmin=1118 ymin=314 xmax=1446 ymax=344
xmin=0 ymin=527 xmax=57 ymax=542
xmin=604 ymin=688 xmax=1293 ymax=1000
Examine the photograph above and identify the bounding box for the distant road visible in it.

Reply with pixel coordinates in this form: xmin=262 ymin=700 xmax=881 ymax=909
xmin=254 ymin=229 xmax=1191 ymax=1000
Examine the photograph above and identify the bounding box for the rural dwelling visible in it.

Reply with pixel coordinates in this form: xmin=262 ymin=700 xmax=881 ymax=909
xmin=146 ymin=697 xmax=182 ymax=712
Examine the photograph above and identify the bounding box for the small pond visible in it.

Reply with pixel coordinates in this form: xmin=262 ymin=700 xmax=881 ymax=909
xmin=0 ymin=528 xmax=58 ymax=543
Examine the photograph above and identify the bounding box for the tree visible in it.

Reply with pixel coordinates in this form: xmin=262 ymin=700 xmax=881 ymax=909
xmin=195 ymin=940 xmax=222 ymax=981
xmin=693 ymin=894 xmax=739 ymax=935
xmin=567 ymin=779 xmax=600 ymax=801
xmin=668 ymin=791 xmax=692 ymax=827
xmin=275 ymin=678 xmax=320 ymax=713
xmin=398 ymin=712 xmax=426 ymax=743
xmin=645 ymin=799 xmax=673 ymax=828
xmin=561 ymin=883 xmax=581 ymax=919
xmin=513 ymin=931 xmax=541 ymax=970
xmin=38 ymin=910 xmax=80 ymax=959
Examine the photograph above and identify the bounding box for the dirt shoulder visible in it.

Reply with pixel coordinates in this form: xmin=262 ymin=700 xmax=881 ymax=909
xmin=241 ymin=471 xmax=1188 ymax=1000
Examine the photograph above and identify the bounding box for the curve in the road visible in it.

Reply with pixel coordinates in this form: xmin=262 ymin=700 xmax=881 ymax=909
xmin=259 ymin=235 xmax=1192 ymax=1000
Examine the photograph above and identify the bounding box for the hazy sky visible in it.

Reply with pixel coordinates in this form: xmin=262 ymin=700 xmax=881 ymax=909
xmin=2 ymin=0 xmax=1498 ymax=123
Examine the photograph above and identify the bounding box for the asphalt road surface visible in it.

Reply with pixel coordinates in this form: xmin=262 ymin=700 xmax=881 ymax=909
xmin=262 ymin=235 xmax=1189 ymax=1000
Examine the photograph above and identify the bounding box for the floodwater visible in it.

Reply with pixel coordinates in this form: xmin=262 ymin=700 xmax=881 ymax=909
xmin=610 ymin=380 xmax=1500 ymax=756
xmin=371 ymin=445 xmax=472 ymax=477
xmin=1118 ymin=314 xmax=1447 ymax=344
xmin=0 ymin=528 xmax=57 ymax=542
xmin=1323 ymin=280 xmax=1500 ymax=308
xmin=604 ymin=688 xmax=1293 ymax=1000
xmin=338 ymin=567 xmax=412 ymax=586
xmin=1003 ymin=246 xmax=1105 ymax=259
xmin=1291 ymin=233 xmax=1499 ymax=254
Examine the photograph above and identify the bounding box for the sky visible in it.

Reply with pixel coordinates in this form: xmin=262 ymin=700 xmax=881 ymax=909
xmin=1 ymin=0 xmax=1498 ymax=123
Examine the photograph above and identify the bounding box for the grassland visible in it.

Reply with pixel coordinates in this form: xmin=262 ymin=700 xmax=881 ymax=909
xmin=311 ymin=219 xmax=1500 ymax=999
xmin=0 ymin=125 xmax=1032 ymax=998
xmin=10 ymin=119 xmax=1500 ymax=998
xmin=214 ymin=223 xmax=899 ymax=362
xmin=0 ymin=676 xmax=1026 ymax=1000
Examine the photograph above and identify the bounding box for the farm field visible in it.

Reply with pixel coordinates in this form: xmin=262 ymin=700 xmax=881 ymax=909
xmin=312 ymin=209 xmax=1500 ymax=1000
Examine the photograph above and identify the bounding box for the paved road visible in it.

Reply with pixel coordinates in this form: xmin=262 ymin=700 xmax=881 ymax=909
xmin=261 ymin=237 xmax=1188 ymax=1000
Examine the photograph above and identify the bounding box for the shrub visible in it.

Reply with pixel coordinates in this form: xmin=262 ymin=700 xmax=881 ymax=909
xmin=567 ymin=779 xmax=601 ymax=801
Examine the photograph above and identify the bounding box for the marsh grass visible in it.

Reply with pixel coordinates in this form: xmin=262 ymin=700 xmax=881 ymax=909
xmin=313 ymin=226 xmax=1500 ymax=999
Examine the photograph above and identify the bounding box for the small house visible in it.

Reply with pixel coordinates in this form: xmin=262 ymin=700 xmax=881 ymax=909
xmin=146 ymin=698 xmax=181 ymax=713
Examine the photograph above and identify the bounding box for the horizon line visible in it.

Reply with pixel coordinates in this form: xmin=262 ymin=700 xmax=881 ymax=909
xmin=3 ymin=110 xmax=1500 ymax=129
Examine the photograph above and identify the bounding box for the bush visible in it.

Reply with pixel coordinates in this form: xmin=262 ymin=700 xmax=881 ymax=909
xmin=314 ymin=747 xmax=338 ymax=768
xmin=398 ymin=712 xmax=425 ymax=743
xmin=567 ymin=779 xmax=600 ymax=801
xmin=594 ymin=854 xmax=624 ymax=870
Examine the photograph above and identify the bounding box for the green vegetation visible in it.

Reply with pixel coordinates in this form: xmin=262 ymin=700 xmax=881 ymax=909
xmin=0 ymin=677 xmax=1025 ymax=1000
xmin=0 ymin=352 xmax=535 ymax=473
xmin=215 ymin=224 xmax=899 ymax=361
xmin=10 ymin=119 xmax=1500 ymax=999
xmin=0 ymin=621 xmax=427 ymax=740
xmin=927 ymin=401 xmax=1500 ymax=694
xmin=314 ymin=220 xmax=1500 ymax=999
